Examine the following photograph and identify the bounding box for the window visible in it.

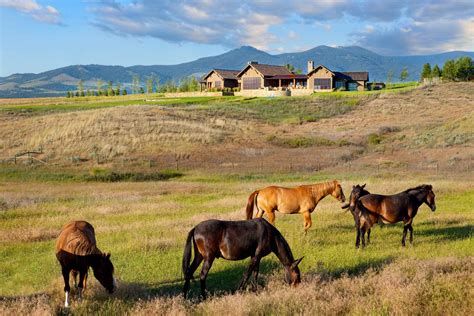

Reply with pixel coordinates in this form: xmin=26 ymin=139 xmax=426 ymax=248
xmin=348 ymin=82 xmax=358 ymax=91
xmin=335 ymin=81 xmax=345 ymax=89
xmin=314 ymin=78 xmax=331 ymax=89
xmin=214 ymin=81 xmax=221 ymax=88
xmin=243 ymin=77 xmax=261 ymax=89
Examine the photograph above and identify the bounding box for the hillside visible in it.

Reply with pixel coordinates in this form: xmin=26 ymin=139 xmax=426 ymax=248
xmin=0 ymin=82 xmax=473 ymax=177
xmin=1 ymin=46 xmax=473 ymax=98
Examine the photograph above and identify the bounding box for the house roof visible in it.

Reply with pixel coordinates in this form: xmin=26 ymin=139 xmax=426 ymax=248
xmin=270 ymin=74 xmax=308 ymax=80
xmin=307 ymin=65 xmax=334 ymax=77
xmin=237 ymin=63 xmax=293 ymax=78
xmin=334 ymin=72 xmax=369 ymax=81
xmin=202 ymin=69 xmax=240 ymax=81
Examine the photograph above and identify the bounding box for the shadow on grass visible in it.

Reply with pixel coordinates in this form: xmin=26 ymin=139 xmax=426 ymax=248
xmin=416 ymin=225 xmax=473 ymax=241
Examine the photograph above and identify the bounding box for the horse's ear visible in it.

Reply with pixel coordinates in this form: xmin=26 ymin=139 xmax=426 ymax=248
xmin=292 ymin=257 xmax=304 ymax=268
xmin=361 ymin=184 xmax=366 ymax=189
xmin=106 ymin=252 xmax=111 ymax=259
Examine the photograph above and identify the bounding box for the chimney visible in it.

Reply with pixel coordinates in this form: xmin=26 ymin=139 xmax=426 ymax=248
xmin=248 ymin=61 xmax=258 ymax=65
xmin=307 ymin=60 xmax=314 ymax=73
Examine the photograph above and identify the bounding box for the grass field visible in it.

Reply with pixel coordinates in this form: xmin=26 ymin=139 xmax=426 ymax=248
xmin=0 ymin=82 xmax=473 ymax=315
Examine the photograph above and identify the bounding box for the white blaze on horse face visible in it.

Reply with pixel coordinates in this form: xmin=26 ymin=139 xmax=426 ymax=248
xmin=64 ymin=291 xmax=69 ymax=308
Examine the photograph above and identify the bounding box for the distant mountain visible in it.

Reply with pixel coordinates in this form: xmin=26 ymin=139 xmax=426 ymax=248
xmin=1 ymin=46 xmax=473 ymax=98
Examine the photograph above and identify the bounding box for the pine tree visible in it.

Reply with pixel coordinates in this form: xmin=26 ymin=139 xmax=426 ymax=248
xmin=455 ymin=56 xmax=474 ymax=81
xmin=400 ymin=67 xmax=409 ymax=82
xmin=442 ymin=59 xmax=456 ymax=81
xmin=431 ymin=64 xmax=441 ymax=78
xmin=115 ymin=83 xmax=121 ymax=96
xmin=97 ymin=80 xmax=103 ymax=96
xmin=420 ymin=63 xmax=431 ymax=80
xmin=122 ymin=88 xmax=127 ymax=95
xmin=139 ymin=87 xmax=145 ymax=94
xmin=66 ymin=91 xmax=71 ymax=98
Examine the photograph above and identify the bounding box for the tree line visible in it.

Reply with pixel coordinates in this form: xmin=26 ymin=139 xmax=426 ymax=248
xmin=420 ymin=56 xmax=473 ymax=81
xmin=66 ymin=75 xmax=200 ymax=98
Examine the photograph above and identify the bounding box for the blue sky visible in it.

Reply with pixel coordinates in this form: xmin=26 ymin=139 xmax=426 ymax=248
xmin=1 ymin=0 xmax=473 ymax=76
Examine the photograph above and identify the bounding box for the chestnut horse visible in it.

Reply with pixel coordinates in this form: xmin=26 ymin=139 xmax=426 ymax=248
xmin=182 ymin=218 xmax=303 ymax=299
xmin=55 ymin=220 xmax=116 ymax=307
xmin=354 ymin=184 xmax=436 ymax=247
xmin=246 ymin=180 xmax=345 ymax=232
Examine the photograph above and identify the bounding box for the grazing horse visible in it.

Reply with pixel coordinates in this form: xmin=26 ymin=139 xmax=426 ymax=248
xmin=182 ymin=218 xmax=303 ymax=299
xmin=342 ymin=184 xmax=372 ymax=248
xmin=354 ymin=185 xmax=436 ymax=247
xmin=55 ymin=220 xmax=116 ymax=307
xmin=246 ymin=180 xmax=346 ymax=232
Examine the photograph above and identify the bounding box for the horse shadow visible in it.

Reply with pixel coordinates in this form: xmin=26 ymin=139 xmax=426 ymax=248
xmin=416 ymin=224 xmax=472 ymax=242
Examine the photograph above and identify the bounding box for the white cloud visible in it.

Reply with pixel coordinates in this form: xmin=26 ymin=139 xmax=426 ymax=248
xmin=0 ymin=0 xmax=61 ymax=24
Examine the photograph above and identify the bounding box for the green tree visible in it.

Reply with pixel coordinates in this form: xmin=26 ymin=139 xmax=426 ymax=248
xmin=122 ymin=88 xmax=128 ymax=95
xmin=285 ymin=63 xmax=295 ymax=72
xmin=66 ymin=91 xmax=71 ymax=98
xmin=420 ymin=63 xmax=431 ymax=80
xmin=455 ymin=56 xmax=474 ymax=81
xmin=400 ymin=67 xmax=409 ymax=82
xmin=77 ymin=79 xmax=84 ymax=97
xmin=115 ymin=82 xmax=121 ymax=96
xmin=107 ymin=81 xmax=114 ymax=96
xmin=431 ymin=64 xmax=441 ymax=78
xmin=132 ymin=75 xmax=140 ymax=94
xmin=97 ymin=80 xmax=103 ymax=96
xmin=146 ymin=77 xmax=154 ymax=94
xmin=442 ymin=59 xmax=456 ymax=81
xmin=75 ymin=91 xmax=80 ymax=97
xmin=139 ymin=87 xmax=145 ymax=94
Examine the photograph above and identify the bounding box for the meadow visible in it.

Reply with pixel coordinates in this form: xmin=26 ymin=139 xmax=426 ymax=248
xmin=0 ymin=82 xmax=473 ymax=315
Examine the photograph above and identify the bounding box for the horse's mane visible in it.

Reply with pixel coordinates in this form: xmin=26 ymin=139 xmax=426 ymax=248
xmin=56 ymin=221 xmax=101 ymax=256
xmin=269 ymin=223 xmax=294 ymax=264
xmin=404 ymin=184 xmax=432 ymax=193
xmin=309 ymin=180 xmax=338 ymax=194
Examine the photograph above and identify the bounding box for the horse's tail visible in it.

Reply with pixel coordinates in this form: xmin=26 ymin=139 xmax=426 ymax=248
xmin=246 ymin=190 xmax=259 ymax=220
xmin=182 ymin=228 xmax=195 ymax=277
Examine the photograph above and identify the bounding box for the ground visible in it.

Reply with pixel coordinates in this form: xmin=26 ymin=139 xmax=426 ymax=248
xmin=0 ymin=82 xmax=472 ymax=315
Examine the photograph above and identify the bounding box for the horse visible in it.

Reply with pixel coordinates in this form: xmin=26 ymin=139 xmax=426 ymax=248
xmin=354 ymin=184 xmax=436 ymax=247
xmin=182 ymin=218 xmax=303 ymax=299
xmin=341 ymin=184 xmax=372 ymax=248
xmin=245 ymin=180 xmax=346 ymax=232
xmin=55 ymin=220 xmax=116 ymax=307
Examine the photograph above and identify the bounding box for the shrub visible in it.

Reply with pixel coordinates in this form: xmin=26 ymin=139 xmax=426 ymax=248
xmin=367 ymin=133 xmax=383 ymax=145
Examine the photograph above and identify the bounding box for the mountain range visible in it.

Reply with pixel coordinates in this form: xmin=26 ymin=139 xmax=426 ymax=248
xmin=1 ymin=45 xmax=473 ymax=98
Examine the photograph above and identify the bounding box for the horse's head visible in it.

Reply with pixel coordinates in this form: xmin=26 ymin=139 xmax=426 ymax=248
xmin=92 ymin=253 xmax=116 ymax=294
xmin=332 ymin=181 xmax=346 ymax=203
xmin=423 ymin=185 xmax=436 ymax=212
xmin=285 ymin=257 xmax=303 ymax=286
xmin=348 ymin=184 xmax=369 ymax=212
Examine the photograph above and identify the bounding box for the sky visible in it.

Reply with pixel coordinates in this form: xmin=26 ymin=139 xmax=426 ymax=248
xmin=0 ymin=0 xmax=473 ymax=76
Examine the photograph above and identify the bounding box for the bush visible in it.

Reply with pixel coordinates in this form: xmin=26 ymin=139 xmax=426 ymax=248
xmin=367 ymin=133 xmax=383 ymax=145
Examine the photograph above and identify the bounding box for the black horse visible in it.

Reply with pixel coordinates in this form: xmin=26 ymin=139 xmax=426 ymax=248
xmin=352 ymin=184 xmax=436 ymax=247
xmin=342 ymin=184 xmax=372 ymax=248
xmin=182 ymin=218 xmax=303 ymax=299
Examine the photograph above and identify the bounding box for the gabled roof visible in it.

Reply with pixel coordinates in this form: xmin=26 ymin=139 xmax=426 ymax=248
xmin=237 ymin=63 xmax=293 ymax=78
xmin=202 ymin=69 xmax=240 ymax=81
xmin=307 ymin=65 xmax=335 ymax=76
xmin=334 ymin=72 xmax=369 ymax=81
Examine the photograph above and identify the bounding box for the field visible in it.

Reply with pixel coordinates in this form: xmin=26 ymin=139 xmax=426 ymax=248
xmin=0 ymin=82 xmax=473 ymax=315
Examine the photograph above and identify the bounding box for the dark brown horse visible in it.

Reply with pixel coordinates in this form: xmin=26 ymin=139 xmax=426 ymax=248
xmin=182 ymin=218 xmax=303 ymax=299
xmin=353 ymin=185 xmax=436 ymax=247
xmin=55 ymin=220 xmax=116 ymax=307
xmin=246 ymin=180 xmax=346 ymax=232
xmin=342 ymin=184 xmax=372 ymax=248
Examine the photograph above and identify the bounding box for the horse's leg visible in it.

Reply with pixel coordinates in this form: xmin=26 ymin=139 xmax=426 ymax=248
xmin=402 ymin=225 xmax=408 ymax=247
xmin=238 ymin=256 xmax=259 ymax=291
xmin=255 ymin=208 xmax=264 ymax=218
xmin=408 ymin=224 xmax=414 ymax=244
xmin=303 ymin=211 xmax=312 ymax=234
xmin=266 ymin=210 xmax=276 ymax=225
xmin=356 ymin=227 xmax=361 ymax=248
xmin=367 ymin=228 xmax=371 ymax=244
xmin=61 ymin=266 xmax=71 ymax=308
xmin=200 ymin=256 xmax=215 ymax=300
xmin=71 ymin=270 xmax=78 ymax=289
xmin=183 ymin=251 xmax=203 ymax=298
xmin=361 ymin=226 xmax=366 ymax=248
xmin=251 ymin=259 xmax=261 ymax=291
xmin=77 ymin=270 xmax=87 ymax=300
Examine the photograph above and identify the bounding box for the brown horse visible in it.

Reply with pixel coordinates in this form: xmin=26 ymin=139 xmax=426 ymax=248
xmin=182 ymin=218 xmax=303 ymax=299
xmin=342 ymin=184 xmax=372 ymax=248
xmin=354 ymin=184 xmax=436 ymax=247
xmin=246 ymin=180 xmax=345 ymax=232
xmin=55 ymin=220 xmax=116 ymax=307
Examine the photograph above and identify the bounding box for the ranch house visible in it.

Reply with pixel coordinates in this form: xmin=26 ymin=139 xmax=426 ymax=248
xmin=307 ymin=62 xmax=369 ymax=91
xmin=236 ymin=61 xmax=307 ymax=90
xmin=200 ymin=69 xmax=240 ymax=91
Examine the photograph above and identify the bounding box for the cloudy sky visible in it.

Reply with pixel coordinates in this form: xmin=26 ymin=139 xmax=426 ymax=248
xmin=1 ymin=0 xmax=473 ymax=76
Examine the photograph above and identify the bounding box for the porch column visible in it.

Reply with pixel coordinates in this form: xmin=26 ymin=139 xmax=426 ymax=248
xmin=279 ymin=79 xmax=281 ymax=89
xmin=293 ymin=78 xmax=296 ymax=88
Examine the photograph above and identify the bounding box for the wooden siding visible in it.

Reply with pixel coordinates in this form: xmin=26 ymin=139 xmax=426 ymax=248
xmin=307 ymin=67 xmax=333 ymax=90
xmin=240 ymin=67 xmax=263 ymax=90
